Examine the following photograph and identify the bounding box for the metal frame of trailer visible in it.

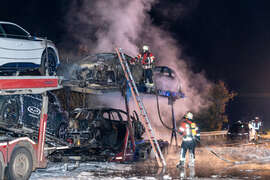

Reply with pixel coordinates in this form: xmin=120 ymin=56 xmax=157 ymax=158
xmin=0 ymin=76 xmax=62 ymax=180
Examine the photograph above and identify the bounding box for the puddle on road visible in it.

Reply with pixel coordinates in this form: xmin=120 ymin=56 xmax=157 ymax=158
xmin=31 ymin=145 xmax=270 ymax=179
xmin=31 ymin=162 xmax=270 ymax=180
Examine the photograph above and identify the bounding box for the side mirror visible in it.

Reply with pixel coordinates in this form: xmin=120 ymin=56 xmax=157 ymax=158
xmin=27 ymin=34 xmax=36 ymax=40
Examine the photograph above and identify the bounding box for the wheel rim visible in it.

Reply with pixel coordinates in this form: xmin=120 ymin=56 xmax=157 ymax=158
xmin=13 ymin=152 xmax=29 ymax=177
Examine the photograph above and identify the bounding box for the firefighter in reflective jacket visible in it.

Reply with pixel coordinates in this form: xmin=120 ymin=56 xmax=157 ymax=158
xmin=248 ymin=120 xmax=256 ymax=142
xmin=131 ymin=45 xmax=155 ymax=86
xmin=177 ymin=112 xmax=200 ymax=168
xmin=252 ymin=117 xmax=262 ymax=133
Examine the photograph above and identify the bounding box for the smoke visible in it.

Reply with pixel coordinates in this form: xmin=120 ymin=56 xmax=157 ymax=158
xmin=62 ymin=0 xmax=213 ymax=140
xmin=63 ymin=0 xmax=156 ymax=54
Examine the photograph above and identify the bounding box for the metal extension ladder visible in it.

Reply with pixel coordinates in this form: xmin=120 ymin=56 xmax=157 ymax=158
xmin=115 ymin=48 xmax=166 ymax=167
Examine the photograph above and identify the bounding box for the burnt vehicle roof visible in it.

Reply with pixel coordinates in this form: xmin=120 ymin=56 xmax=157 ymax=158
xmin=78 ymin=53 xmax=175 ymax=74
xmin=73 ymin=107 xmax=128 ymax=112
xmin=153 ymin=66 xmax=176 ymax=78
xmin=78 ymin=52 xmax=132 ymax=66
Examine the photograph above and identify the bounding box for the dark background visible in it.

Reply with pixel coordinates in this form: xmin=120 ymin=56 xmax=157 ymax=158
xmin=1 ymin=0 xmax=270 ymax=128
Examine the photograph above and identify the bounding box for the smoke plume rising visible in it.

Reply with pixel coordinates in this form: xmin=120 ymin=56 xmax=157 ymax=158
xmin=63 ymin=0 xmax=212 ymax=140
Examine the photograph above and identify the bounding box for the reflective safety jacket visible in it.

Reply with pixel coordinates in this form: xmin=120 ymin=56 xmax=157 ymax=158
xmin=252 ymin=120 xmax=262 ymax=131
xmin=178 ymin=119 xmax=200 ymax=142
xmin=131 ymin=52 xmax=155 ymax=69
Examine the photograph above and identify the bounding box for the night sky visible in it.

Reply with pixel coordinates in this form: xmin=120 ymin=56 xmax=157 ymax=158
xmin=1 ymin=0 xmax=270 ymax=127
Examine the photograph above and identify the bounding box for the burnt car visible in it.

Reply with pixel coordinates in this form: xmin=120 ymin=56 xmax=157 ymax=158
xmin=0 ymin=92 xmax=68 ymax=138
xmin=227 ymin=121 xmax=249 ymax=141
xmin=67 ymin=53 xmax=180 ymax=93
xmin=67 ymin=108 xmax=144 ymax=148
xmin=48 ymin=107 xmax=168 ymax=162
xmin=71 ymin=53 xmax=132 ymax=86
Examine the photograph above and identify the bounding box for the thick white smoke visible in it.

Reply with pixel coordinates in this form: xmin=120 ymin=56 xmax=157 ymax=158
xmin=64 ymin=0 xmax=213 ymax=140
xmin=65 ymin=0 xmax=156 ymax=54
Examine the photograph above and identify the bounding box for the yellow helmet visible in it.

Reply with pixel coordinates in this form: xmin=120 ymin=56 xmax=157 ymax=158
xmin=184 ymin=112 xmax=193 ymax=120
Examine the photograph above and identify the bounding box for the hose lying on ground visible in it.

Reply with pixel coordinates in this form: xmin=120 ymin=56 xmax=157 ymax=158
xmin=202 ymin=143 xmax=268 ymax=165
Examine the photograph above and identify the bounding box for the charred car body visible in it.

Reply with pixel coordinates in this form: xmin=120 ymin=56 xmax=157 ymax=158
xmin=0 ymin=91 xmax=68 ymax=138
xmin=68 ymin=53 xmax=180 ymax=93
xmin=48 ymin=107 xmax=168 ymax=162
xmin=70 ymin=53 xmax=130 ymax=88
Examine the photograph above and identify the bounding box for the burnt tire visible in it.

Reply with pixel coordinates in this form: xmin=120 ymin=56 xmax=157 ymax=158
xmin=8 ymin=147 xmax=33 ymax=180
xmin=0 ymin=97 xmax=20 ymax=127
xmin=40 ymin=49 xmax=57 ymax=76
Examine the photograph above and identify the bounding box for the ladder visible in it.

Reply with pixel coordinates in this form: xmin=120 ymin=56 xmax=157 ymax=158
xmin=115 ymin=48 xmax=166 ymax=167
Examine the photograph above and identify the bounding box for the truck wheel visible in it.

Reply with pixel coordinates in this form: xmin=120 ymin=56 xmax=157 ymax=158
xmin=8 ymin=147 xmax=33 ymax=180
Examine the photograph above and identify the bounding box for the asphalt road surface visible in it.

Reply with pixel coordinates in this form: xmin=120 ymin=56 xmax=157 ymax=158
xmin=30 ymin=143 xmax=270 ymax=179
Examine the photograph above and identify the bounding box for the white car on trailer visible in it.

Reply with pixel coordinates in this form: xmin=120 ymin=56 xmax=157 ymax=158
xmin=0 ymin=21 xmax=60 ymax=75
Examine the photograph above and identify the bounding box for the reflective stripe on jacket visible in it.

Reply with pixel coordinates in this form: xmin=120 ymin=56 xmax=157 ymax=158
xmin=130 ymin=52 xmax=155 ymax=69
xmin=178 ymin=119 xmax=200 ymax=141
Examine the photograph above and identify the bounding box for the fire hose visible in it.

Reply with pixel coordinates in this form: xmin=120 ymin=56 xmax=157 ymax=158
xmin=155 ymin=87 xmax=174 ymax=131
xmin=203 ymin=144 xmax=269 ymax=165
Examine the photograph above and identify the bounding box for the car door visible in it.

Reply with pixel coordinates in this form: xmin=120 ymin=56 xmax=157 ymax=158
xmin=0 ymin=23 xmax=43 ymax=66
xmin=21 ymin=94 xmax=42 ymax=130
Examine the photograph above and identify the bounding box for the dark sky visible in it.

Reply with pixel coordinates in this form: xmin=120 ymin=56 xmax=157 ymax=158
xmin=151 ymin=1 xmax=270 ymax=126
xmin=1 ymin=0 xmax=270 ymax=126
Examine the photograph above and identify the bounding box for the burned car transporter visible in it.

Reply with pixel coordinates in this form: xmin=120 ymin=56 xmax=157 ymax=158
xmin=0 ymin=48 xmax=184 ymax=179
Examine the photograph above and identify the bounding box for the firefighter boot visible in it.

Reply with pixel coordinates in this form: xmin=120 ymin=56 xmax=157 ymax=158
xmin=180 ymin=167 xmax=186 ymax=179
xmin=189 ymin=165 xmax=195 ymax=178
xmin=176 ymin=161 xmax=185 ymax=168
xmin=189 ymin=153 xmax=195 ymax=167
xmin=146 ymin=87 xmax=151 ymax=93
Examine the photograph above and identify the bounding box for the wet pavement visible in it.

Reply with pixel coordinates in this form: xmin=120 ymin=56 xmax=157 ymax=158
xmin=30 ymin=144 xmax=270 ymax=179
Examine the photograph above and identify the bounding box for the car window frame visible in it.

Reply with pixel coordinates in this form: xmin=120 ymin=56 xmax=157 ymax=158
xmin=0 ymin=24 xmax=6 ymax=37
xmin=78 ymin=110 xmax=89 ymax=121
xmin=109 ymin=110 xmax=120 ymax=121
xmin=102 ymin=111 xmax=111 ymax=120
xmin=117 ymin=111 xmax=127 ymax=122
xmin=1 ymin=23 xmax=30 ymax=40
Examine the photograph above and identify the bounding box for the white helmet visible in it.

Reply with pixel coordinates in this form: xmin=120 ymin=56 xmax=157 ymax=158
xmin=142 ymin=45 xmax=149 ymax=52
xmin=184 ymin=112 xmax=193 ymax=120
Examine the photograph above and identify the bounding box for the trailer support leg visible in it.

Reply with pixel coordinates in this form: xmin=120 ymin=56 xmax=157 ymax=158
xmin=37 ymin=92 xmax=49 ymax=168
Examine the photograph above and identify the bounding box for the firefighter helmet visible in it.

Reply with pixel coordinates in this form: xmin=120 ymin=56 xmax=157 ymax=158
xmin=184 ymin=112 xmax=193 ymax=120
xmin=142 ymin=45 xmax=149 ymax=52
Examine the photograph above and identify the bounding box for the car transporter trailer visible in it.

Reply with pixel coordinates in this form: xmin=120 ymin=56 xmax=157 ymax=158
xmin=0 ymin=76 xmax=62 ymax=180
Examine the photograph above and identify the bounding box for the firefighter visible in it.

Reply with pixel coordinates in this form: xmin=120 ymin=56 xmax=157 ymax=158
xmin=177 ymin=112 xmax=200 ymax=168
xmin=131 ymin=45 xmax=155 ymax=88
xmin=253 ymin=117 xmax=262 ymax=133
xmin=249 ymin=120 xmax=257 ymax=142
